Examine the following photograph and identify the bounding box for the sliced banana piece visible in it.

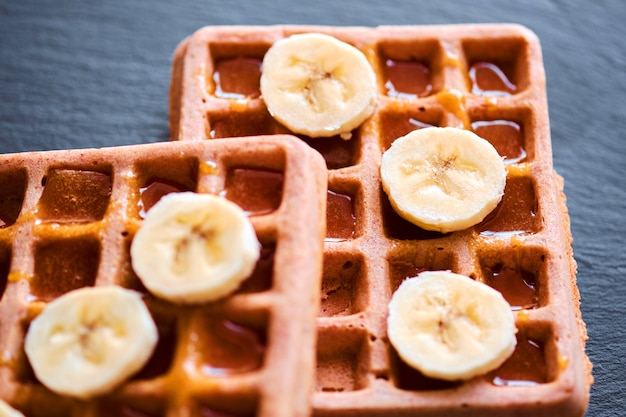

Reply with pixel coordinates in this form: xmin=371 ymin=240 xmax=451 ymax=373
xmin=24 ymin=286 xmax=158 ymax=399
xmin=260 ymin=32 xmax=377 ymax=138
xmin=131 ymin=192 xmax=260 ymax=304
xmin=381 ymin=127 xmax=506 ymax=233
xmin=387 ymin=271 xmax=517 ymax=381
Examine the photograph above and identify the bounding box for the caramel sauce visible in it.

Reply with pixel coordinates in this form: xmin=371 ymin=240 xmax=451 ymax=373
xmin=472 ymin=120 xmax=526 ymax=164
xmin=440 ymin=49 xmax=463 ymax=70
xmin=469 ymin=62 xmax=517 ymax=97
xmin=301 ymin=135 xmax=359 ymax=170
xmin=199 ymin=160 xmax=219 ymax=176
xmin=516 ymin=309 xmax=531 ymax=325
xmin=138 ymin=180 xmax=190 ymax=218
xmin=37 ymin=169 xmax=111 ymax=223
xmin=213 ymin=57 xmax=262 ymax=99
xmin=491 ymin=333 xmax=547 ymax=386
xmin=391 ymin=349 xmax=460 ymax=391
xmin=388 ymin=262 xmax=427 ymax=293
xmin=7 ymin=270 xmax=30 ymax=283
xmin=194 ymin=318 xmax=265 ymax=376
xmin=0 ymin=169 xmax=26 ymax=228
xmin=237 ymin=243 xmax=274 ymax=293
xmin=209 ymin=111 xmax=275 ymax=138
xmin=478 ymin=176 xmax=540 ymax=235
xmin=558 ymin=354 xmax=570 ymax=373
xmin=381 ymin=113 xmax=436 ymax=151
xmin=384 ymin=59 xmax=432 ymax=99
xmin=436 ymin=89 xmax=469 ymax=128
xmin=31 ymin=238 xmax=100 ymax=301
xmin=381 ymin=190 xmax=447 ymax=241
xmin=326 ymin=190 xmax=356 ymax=241
xmin=483 ymin=264 xmax=539 ymax=310
xmin=224 ymin=168 xmax=283 ymax=215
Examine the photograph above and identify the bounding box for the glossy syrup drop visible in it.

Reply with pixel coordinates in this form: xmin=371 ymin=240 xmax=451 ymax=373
xmin=492 ymin=334 xmax=547 ymax=386
xmin=301 ymin=135 xmax=359 ymax=170
xmin=469 ymin=62 xmax=517 ymax=96
xmin=138 ymin=180 xmax=189 ymax=218
xmin=478 ymin=176 xmax=540 ymax=235
xmin=436 ymin=88 xmax=469 ymax=128
xmin=213 ymin=57 xmax=262 ymax=99
xmin=223 ymin=168 xmax=283 ymax=215
xmin=483 ymin=264 xmax=539 ymax=310
xmin=196 ymin=318 xmax=265 ymax=377
xmin=31 ymin=238 xmax=100 ymax=301
xmin=384 ymin=59 xmax=432 ymax=99
xmin=472 ymin=120 xmax=526 ymax=164
xmin=209 ymin=110 xmax=276 ymax=139
xmin=388 ymin=261 xmax=427 ymax=293
xmin=38 ymin=169 xmax=112 ymax=223
xmin=381 ymin=113 xmax=436 ymax=151
xmin=326 ymin=190 xmax=356 ymax=241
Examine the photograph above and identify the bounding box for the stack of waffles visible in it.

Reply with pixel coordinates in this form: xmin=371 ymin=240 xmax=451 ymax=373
xmin=0 ymin=24 xmax=591 ymax=417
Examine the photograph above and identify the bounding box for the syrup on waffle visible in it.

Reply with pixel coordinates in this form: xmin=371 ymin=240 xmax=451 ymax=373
xmin=170 ymin=24 xmax=591 ymax=416
xmin=0 ymin=136 xmax=327 ymax=417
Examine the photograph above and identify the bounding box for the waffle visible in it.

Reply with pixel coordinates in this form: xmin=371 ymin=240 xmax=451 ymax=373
xmin=0 ymin=135 xmax=328 ymax=417
xmin=169 ymin=24 xmax=592 ymax=416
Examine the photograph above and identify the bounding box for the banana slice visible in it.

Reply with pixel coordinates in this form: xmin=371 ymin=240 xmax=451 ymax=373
xmin=131 ymin=192 xmax=260 ymax=304
xmin=260 ymin=32 xmax=377 ymax=139
xmin=387 ymin=271 xmax=517 ymax=381
xmin=381 ymin=127 xmax=506 ymax=233
xmin=24 ymin=286 xmax=158 ymax=399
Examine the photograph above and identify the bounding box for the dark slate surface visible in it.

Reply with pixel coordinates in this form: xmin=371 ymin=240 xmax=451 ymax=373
xmin=1 ymin=1 xmax=624 ymax=415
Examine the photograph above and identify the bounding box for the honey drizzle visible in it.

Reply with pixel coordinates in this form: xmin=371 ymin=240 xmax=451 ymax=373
xmin=8 ymin=270 xmax=31 ymax=283
xmin=436 ymin=88 xmax=469 ymax=129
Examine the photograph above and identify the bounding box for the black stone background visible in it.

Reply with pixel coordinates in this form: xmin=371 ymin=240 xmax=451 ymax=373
xmin=1 ymin=1 xmax=624 ymax=416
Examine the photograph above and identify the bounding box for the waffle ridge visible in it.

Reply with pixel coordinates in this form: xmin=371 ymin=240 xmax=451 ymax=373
xmin=0 ymin=136 xmax=328 ymax=417
xmin=169 ymin=24 xmax=591 ymax=416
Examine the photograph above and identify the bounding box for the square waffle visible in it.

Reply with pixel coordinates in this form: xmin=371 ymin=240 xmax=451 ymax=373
xmin=169 ymin=24 xmax=592 ymax=416
xmin=0 ymin=135 xmax=328 ymax=417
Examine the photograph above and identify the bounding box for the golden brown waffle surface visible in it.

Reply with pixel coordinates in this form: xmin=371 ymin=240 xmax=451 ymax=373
xmin=170 ymin=24 xmax=591 ymax=416
xmin=0 ymin=136 xmax=327 ymax=417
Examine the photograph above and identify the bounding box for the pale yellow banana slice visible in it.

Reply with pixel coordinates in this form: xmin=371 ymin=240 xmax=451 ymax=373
xmin=0 ymin=401 xmax=25 ymax=417
xmin=381 ymin=127 xmax=506 ymax=233
xmin=260 ymin=32 xmax=377 ymax=138
xmin=131 ymin=192 xmax=260 ymax=304
xmin=387 ymin=271 xmax=517 ymax=381
xmin=24 ymin=286 xmax=158 ymax=399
